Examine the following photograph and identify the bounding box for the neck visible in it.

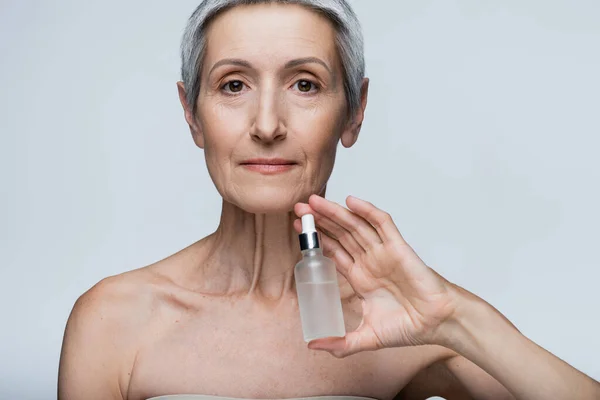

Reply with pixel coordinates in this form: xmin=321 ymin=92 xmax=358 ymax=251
xmin=190 ymin=198 xmax=307 ymax=301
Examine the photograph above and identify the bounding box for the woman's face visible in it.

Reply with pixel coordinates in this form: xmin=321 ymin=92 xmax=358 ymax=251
xmin=179 ymin=3 xmax=366 ymax=213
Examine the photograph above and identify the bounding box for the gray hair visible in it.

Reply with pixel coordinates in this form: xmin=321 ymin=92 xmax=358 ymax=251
xmin=180 ymin=0 xmax=365 ymax=120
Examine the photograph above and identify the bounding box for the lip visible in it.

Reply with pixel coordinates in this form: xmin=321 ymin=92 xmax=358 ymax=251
xmin=240 ymin=158 xmax=297 ymax=175
xmin=241 ymin=158 xmax=296 ymax=165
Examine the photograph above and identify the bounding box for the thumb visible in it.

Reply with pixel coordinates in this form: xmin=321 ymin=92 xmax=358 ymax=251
xmin=307 ymin=324 xmax=380 ymax=358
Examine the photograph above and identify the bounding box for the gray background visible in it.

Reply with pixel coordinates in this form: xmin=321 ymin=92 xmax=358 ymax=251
xmin=1 ymin=0 xmax=599 ymax=398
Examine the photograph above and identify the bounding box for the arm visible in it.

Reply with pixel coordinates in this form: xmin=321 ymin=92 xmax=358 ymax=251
xmin=398 ymin=352 xmax=515 ymax=400
xmin=396 ymin=355 xmax=473 ymax=400
xmin=293 ymin=196 xmax=600 ymax=399
xmin=435 ymin=284 xmax=600 ymax=400
xmin=58 ymin=277 xmax=138 ymax=400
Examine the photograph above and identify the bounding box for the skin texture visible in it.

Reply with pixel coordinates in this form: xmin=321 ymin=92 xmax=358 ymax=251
xmin=58 ymin=3 xmax=600 ymax=400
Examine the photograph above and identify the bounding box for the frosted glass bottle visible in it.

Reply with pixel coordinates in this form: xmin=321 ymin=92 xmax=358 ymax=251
xmin=294 ymin=214 xmax=346 ymax=342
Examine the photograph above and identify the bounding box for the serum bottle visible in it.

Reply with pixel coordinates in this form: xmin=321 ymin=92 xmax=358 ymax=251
xmin=294 ymin=214 xmax=346 ymax=342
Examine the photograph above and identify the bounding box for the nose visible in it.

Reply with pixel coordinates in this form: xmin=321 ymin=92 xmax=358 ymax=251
xmin=249 ymin=86 xmax=287 ymax=143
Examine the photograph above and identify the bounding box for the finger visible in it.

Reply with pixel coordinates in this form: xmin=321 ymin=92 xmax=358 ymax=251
xmin=307 ymin=323 xmax=382 ymax=358
xmin=293 ymin=218 xmax=302 ymax=233
xmin=294 ymin=202 xmax=309 ymax=220
xmin=317 ymin=228 xmax=355 ymax=280
xmin=296 ymin=204 xmax=364 ymax=257
xmin=308 ymin=195 xmax=383 ymax=251
xmin=345 ymin=195 xmax=403 ymax=244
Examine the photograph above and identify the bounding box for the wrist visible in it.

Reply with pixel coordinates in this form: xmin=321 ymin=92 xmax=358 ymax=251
xmin=433 ymin=283 xmax=507 ymax=354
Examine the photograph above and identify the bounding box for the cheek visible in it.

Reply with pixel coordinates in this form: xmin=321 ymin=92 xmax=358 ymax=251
xmin=290 ymin=107 xmax=344 ymax=157
xmin=199 ymin=102 xmax=250 ymax=157
xmin=202 ymin=99 xmax=252 ymax=135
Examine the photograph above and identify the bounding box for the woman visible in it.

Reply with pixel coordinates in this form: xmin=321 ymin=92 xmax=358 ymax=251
xmin=58 ymin=1 xmax=600 ymax=399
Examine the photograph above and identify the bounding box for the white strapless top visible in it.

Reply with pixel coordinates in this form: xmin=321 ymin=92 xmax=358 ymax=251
xmin=147 ymin=396 xmax=379 ymax=400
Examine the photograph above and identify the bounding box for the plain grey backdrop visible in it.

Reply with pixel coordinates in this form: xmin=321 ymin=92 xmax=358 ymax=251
xmin=1 ymin=0 xmax=599 ymax=398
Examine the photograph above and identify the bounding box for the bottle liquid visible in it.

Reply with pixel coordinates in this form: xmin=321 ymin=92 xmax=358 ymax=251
xmin=294 ymin=214 xmax=346 ymax=342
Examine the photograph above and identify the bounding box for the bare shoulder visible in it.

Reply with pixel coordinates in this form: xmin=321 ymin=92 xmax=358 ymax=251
xmin=74 ymin=268 xmax=163 ymax=323
xmin=58 ymin=267 xmax=167 ymax=399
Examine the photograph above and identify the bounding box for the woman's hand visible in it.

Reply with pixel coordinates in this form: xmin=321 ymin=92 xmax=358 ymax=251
xmin=293 ymin=194 xmax=458 ymax=358
xmin=295 ymin=194 xmax=600 ymax=399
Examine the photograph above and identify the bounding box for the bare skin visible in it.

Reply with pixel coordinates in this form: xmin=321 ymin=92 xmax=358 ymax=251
xmin=59 ymin=238 xmax=470 ymax=400
xmin=59 ymin=3 xmax=596 ymax=400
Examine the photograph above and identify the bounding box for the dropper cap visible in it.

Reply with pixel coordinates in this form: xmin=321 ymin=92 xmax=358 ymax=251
xmin=299 ymin=214 xmax=320 ymax=251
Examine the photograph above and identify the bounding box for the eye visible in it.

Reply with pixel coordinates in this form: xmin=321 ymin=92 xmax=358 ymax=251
xmin=294 ymin=79 xmax=319 ymax=93
xmin=222 ymin=80 xmax=245 ymax=94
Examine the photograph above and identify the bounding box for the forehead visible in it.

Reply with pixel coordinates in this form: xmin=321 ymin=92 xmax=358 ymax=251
xmin=203 ymin=3 xmax=340 ymax=70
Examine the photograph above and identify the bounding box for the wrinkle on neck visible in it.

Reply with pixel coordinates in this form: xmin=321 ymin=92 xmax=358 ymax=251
xmin=191 ymin=199 xmax=302 ymax=302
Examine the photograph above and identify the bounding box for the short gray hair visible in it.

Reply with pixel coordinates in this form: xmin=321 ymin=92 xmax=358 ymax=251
xmin=180 ymin=0 xmax=365 ymax=120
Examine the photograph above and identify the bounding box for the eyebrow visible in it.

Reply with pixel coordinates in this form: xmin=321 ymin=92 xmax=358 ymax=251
xmin=208 ymin=57 xmax=333 ymax=77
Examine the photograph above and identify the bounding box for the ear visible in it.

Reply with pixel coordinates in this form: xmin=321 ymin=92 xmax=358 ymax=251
xmin=340 ymin=78 xmax=369 ymax=148
xmin=177 ymin=81 xmax=205 ymax=149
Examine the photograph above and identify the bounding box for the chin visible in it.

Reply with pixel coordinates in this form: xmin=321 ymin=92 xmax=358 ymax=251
xmin=233 ymin=187 xmax=303 ymax=214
